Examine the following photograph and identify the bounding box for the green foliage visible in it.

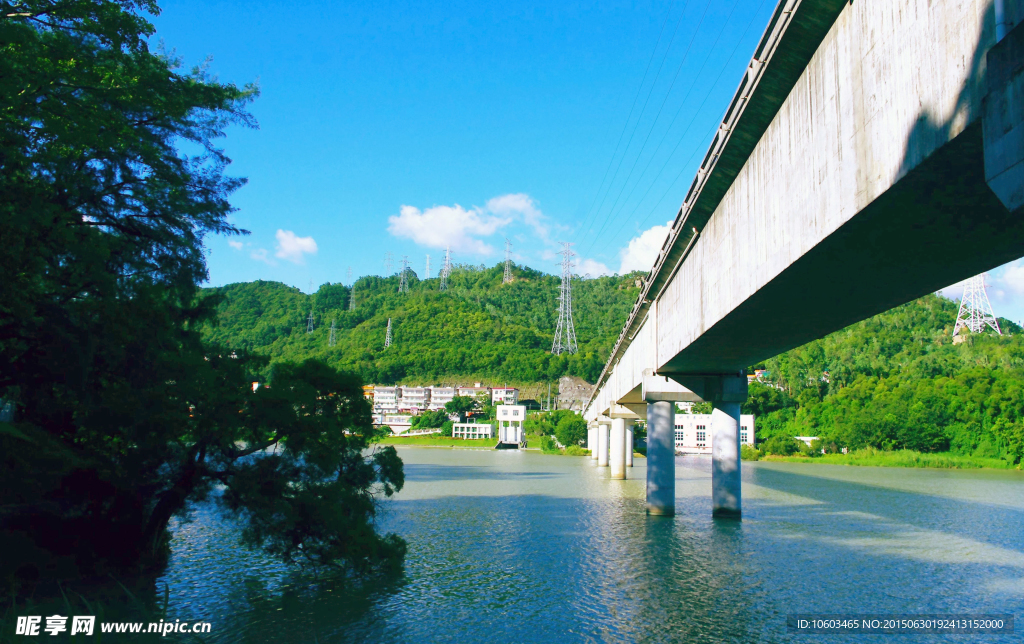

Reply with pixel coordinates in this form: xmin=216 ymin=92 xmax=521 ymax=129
xmin=201 ymin=266 xmax=645 ymax=385
xmin=563 ymin=445 xmax=590 ymax=456
xmin=740 ymin=444 xmax=761 ymax=461
xmin=688 ymin=402 xmax=713 ymax=414
xmin=444 ymin=396 xmax=477 ymax=421
xmin=762 ymin=435 xmax=801 ymax=456
xmin=762 ymin=447 xmax=1015 ymax=469
xmin=0 ymin=0 xmax=404 ymax=585
xmin=554 ymin=414 xmax=588 ymax=447
xmin=753 ymin=294 xmax=1024 ymax=465
xmin=439 ymin=420 xmax=454 ymax=437
xmin=411 ymin=409 xmax=449 ymax=429
xmin=539 ymin=435 xmax=561 ymax=454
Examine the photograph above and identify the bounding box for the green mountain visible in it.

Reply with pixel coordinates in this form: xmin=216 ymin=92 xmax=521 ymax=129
xmin=749 ymin=293 xmax=1024 ymax=462
xmin=201 ymin=264 xmax=643 ymax=385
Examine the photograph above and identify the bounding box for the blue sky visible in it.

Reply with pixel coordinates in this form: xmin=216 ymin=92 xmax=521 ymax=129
xmin=151 ymin=0 xmax=1024 ymax=324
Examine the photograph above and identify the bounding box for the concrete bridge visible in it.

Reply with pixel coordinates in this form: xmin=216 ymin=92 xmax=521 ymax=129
xmin=583 ymin=0 xmax=1024 ymax=517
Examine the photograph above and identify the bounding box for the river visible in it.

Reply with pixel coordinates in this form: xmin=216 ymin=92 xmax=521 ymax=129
xmin=156 ymin=448 xmax=1024 ymax=643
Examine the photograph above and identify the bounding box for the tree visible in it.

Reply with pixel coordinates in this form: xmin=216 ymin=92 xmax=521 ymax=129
xmin=0 ymin=1 xmax=405 ymax=584
xmin=444 ymin=396 xmax=477 ymax=422
xmin=555 ymin=414 xmax=588 ymax=447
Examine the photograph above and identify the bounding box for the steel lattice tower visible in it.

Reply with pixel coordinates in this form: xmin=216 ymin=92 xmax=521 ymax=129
xmin=551 ymin=242 xmax=578 ymax=355
xmin=349 ymin=283 xmax=356 ymax=311
xmin=346 ymin=266 xmax=352 ymax=285
xmin=384 ymin=317 xmax=393 ymax=348
xmin=398 ymin=256 xmax=410 ymax=293
xmin=425 ymin=254 xmax=431 ymax=280
xmin=954 ymin=274 xmax=1002 ymax=338
xmin=328 ymin=319 xmax=336 ymax=346
xmin=440 ymin=246 xmax=452 ymax=292
xmin=384 ymin=252 xmax=393 ymax=275
xmin=503 ymin=238 xmax=514 ymax=284
xmin=306 ymin=307 xmax=315 ymax=334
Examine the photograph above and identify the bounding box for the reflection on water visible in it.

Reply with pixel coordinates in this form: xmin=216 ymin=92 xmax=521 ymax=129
xmin=156 ymin=449 xmax=1024 ymax=643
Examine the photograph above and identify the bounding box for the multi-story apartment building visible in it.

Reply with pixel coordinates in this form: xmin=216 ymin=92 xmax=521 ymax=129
xmin=491 ymin=387 xmax=518 ymax=405
xmin=399 ymin=386 xmax=429 ymax=413
xmin=426 ymin=386 xmax=455 ymax=411
xmin=456 ymin=384 xmax=490 ymax=400
xmin=673 ymin=414 xmax=755 ymax=454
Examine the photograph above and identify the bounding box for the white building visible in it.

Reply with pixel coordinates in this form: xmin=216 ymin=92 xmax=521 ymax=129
xmin=380 ymin=414 xmax=413 ymax=434
xmin=452 ymin=422 xmax=493 ymax=439
xmin=491 ymin=387 xmax=519 ymax=405
xmin=457 ymin=384 xmax=491 ymax=399
xmin=427 ymin=386 xmax=455 ymax=411
xmin=399 ymin=386 xmax=429 ymax=413
xmin=496 ymin=404 xmax=526 ymax=445
xmin=673 ymin=414 xmax=755 ymax=454
xmin=373 ymin=386 xmax=399 ymax=418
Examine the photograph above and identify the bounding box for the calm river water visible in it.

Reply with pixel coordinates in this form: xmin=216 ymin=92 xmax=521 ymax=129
xmin=157 ymin=449 xmax=1024 ymax=643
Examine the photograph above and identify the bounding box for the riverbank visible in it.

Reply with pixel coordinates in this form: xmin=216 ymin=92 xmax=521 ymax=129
xmin=380 ymin=436 xmax=496 ymax=448
xmin=747 ymin=447 xmax=1020 ymax=470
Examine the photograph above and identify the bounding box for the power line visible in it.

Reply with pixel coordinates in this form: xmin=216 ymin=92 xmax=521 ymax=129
xmin=579 ymin=0 xmax=715 ymax=259
xmin=552 ymin=242 xmax=578 ymax=355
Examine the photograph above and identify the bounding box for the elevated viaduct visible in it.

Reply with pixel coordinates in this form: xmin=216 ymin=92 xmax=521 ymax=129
xmin=583 ymin=0 xmax=1024 ymax=517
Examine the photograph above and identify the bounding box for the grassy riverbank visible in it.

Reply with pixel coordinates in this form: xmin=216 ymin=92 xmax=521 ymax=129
xmin=380 ymin=436 xmax=496 ymax=448
xmin=746 ymin=447 xmax=1019 ymax=470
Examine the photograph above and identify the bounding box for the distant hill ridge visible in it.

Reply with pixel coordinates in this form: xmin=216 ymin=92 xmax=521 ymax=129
xmin=201 ymin=263 xmax=644 ymax=385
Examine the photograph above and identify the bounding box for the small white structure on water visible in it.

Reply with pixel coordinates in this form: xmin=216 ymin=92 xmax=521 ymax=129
xmin=496 ymin=404 xmax=526 ymax=447
xmin=453 ymin=422 xmax=493 ymax=439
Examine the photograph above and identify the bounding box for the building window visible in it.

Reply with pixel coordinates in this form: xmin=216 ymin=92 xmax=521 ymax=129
xmin=674 ymin=431 xmax=684 ymax=443
xmin=741 ymin=432 xmax=747 ymax=443
xmin=696 ymin=430 xmax=706 ymax=447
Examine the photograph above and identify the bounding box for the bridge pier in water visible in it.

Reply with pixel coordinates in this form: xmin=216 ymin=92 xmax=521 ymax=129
xmin=610 ymin=418 xmax=627 ymax=479
xmin=645 ymin=400 xmax=676 ymax=516
xmin=597 ymin=419 xmax=610 ymax=467
xmin=587 ymin=427 xmax=597 ymax=459
xmin=626 ymin=422 xmax=634 ymax=468
xmin=711 ymin=401 xmax=742 ymax=518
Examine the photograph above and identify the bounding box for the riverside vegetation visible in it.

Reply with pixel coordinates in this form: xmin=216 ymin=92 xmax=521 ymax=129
xmin=1 ymin=0 xmax=404 ymax=596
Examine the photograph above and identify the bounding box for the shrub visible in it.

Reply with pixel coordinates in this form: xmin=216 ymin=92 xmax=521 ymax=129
xmin=763 ymin=435 xmax=801 ymax=456
xmin=564 ymin=445 xmax=590 ymax=456
xmin=740 ymin=444 xmax=761 ymax=461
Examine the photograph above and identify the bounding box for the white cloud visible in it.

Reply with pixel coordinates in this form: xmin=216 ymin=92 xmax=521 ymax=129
xmin=250 ymin=248 xmax=274 ymax=265
xmin=486 ymin=193 xmax=552 ymax=243
xmin=387 ymin=193 xmax=563 ymax=257
xmin=577 ymin=258 xmax=612 ymax=277
xmin=388 ymin=203 xmax=511 ymax=255
xmin=618 ymin=221 xmax=672 ymax=274
xmin=275 ymin=229 xmax=318 ymax=264
xmin=228 ymin=240 xmax=243 ymax=250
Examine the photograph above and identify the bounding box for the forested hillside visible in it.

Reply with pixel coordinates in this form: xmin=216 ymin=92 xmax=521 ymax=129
xmin=201 ymin=264 xmax=643 ymax=384
xmin=747 ymin=294 xmax=1024 ymax=463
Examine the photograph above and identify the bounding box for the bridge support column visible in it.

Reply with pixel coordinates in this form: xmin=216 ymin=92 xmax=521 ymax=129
xmin=645 ymin=400 xmax=675 ymax=516
xmin=598 ymin=421 xmax=610 ymax=467
xmin=610 ymin=418 xmax=626 ymax=479
xmin=626 ymin=422 xmax=634 ymax=467
xmin=711 ymin=401 xmax=742 ymax=518
xmin=587 ymin=427 xmax=596 ymax=458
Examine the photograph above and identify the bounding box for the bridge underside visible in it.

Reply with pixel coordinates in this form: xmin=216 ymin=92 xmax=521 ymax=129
xmin=660 ymin=121 xmax=1020 ymax=375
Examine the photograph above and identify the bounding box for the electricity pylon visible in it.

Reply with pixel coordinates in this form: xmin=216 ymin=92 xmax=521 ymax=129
xmin=384 ymin=252 xmax=393 ymax=275
xmin=439 ymin=246 xmax=452 ymax=292
xmin=503 ymin=238 xmax=514 ymax=284
xmin=398 ymin=256 xmax=410 ymax=293
xmin=328 ymin=319 xmax=336 ymax=346
xmin=425 ymin=254 xmax=431 ymax=280
xmin=384 ymin=317 xmax=393 ymax=348
xmin=551 ymin=242 xmax=578 ymax=355
xmin=346 ymin=266 xmax=352 ymax=285
xmin=954 ymin=273 xmax=1002 ymax=338
xmin=349 ymin=284 xmax=356 ymax=311
xmin=306 ymin=307 xmax=315 ymax=334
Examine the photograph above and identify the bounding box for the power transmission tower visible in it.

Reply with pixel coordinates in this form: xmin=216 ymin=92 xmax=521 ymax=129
xmin=425 ymin=254 xmax=431 ymax=280
xmin=349 ymin=285 xmax=356 ymax=311
xmin=551 ymin=242 xmax=578 ymax=355
xmin=384 ymin=317 xmax=393 ymax=348
xmin=328 ymin=319 xmax=336 ymax=346
xmin=439 ymin=246 xmax=452 ymax=292
xmin=954 ymin=273 xmax=1002 ymax=339
xmin=398 ymin=256 xmax=410 ymax=293
xmin=306 ymin=307 xmax=315 ymax=334
xmin=346 ymin=266 xmax=352 ymax=285
xmin=384 ymin=252 xmax=393 ymax=275
xmin=503 ymin=238 xmax=514 ymax=284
